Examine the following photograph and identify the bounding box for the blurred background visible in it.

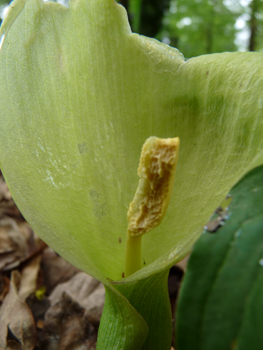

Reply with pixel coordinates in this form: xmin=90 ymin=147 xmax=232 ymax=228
xmin=1 ymin=0 xmax=262 ymax=58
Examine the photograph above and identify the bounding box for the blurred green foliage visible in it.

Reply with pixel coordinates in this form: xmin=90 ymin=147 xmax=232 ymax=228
xmin=119 ymin=0 xmax=263 ymax=57
xmin=248 ymin=0 xmax=263 ymax=51
xmin=0 ymin=0 xmax=8 ymax=26
xmin=1 ymin=0 xmax=263 ymax=56
xmin=159 ymin=0 xmax=239 ymax=57
xmin=128 ymin=0 xmax=170 ymax=37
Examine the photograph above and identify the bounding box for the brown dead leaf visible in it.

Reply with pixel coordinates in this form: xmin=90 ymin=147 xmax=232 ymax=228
xmin=0 ymin=199 xmax=22 ymax=220
xmin=41 ymin=248 xmax=80 ymax=294
xmin=0 ymin=218 xmax=28 ymax=270
xmin=49 ymin=272 xmax=100 ymax=306
xmin=49 ymin=272 xmax=105 ymax=323
xmin=0 ymin=175 xmax=11 ymax=202
xmin=39 ymin=293 xmax=97 ymax=350
xmin=176 ymin=255 xmax=189 ymax=272
xmin=82 ymin=283 xmax=105 ymax=322
xmin=6 ymin=340 xmax=23 ymax=350
xmin=0 ymin=270 xmax=36 ymax=350
xmin=26 ymin=294 xmax=50 ymax=329
xmin=0 ymin=174 xmax=23 ymax=221
xmin=0 ymin=218 xmax=46 ymax=272
xmin=0 ymin=274 xmax=10 ymax=305
xmin=19 ymin=255 xmax=42 ymax=301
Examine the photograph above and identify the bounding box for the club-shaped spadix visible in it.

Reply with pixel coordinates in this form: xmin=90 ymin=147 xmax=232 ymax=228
xmin=125 ymin=137 xmax=180 ymax=276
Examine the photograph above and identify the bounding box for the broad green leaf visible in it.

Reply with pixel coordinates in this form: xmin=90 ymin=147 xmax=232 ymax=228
xmin=0 ymin=0 xmax=263 ymax=283
xmin=177 ymin=165 xmax=263 ymax=350
xmin=98 ymin=270 xmax=171 ymax=350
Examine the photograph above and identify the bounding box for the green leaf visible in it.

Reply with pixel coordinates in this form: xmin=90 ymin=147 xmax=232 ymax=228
xmin=97 ymin=284 xmax=148 ymax=350
xmin=98 ymin=270 xmax=172 ymax=350
xmin=176 ymin=165 xmax=263 ymax=350
xmin=0 ymin=0 xmax=263 ymax=283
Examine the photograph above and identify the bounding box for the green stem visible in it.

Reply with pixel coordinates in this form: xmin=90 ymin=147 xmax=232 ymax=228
xmin=116 ymin=270 xmax=172 ymax=350
xmin=125 ymin=231 xmax=142 ymax=277
xmin=97 ymin=270 xmax=172 ymax=350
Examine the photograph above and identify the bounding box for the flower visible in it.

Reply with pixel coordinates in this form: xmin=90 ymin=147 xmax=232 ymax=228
xmin=0 ymin=0 xmax=262 ymax=285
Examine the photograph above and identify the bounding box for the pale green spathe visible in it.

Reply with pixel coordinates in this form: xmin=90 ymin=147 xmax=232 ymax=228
xmin=0 ymin=0 xmax=263 ymax=283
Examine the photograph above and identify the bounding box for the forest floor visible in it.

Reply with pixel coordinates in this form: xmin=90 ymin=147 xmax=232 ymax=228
xmin=0 ymin=171 xmax=187 ymax=350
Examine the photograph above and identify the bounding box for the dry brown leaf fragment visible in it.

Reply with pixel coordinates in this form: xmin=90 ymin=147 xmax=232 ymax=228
xmin=18 ymin=255 xmax=42 ymax=301
xmin=25 ymin=294 xmax=50 ymax=329
xmin=0 ymin=219 xmax=46 ymax=272
xmin=0 ymin=219 xmax=28 ymax=270
xmin=0 ymin=271 xmax=36 ymax=350
xmin=49 ymin=272 xmax=104 ymax=323
xmin=5 ymin=340 xmax=23 ymax=350
xmin=41 ymin=248 xmax=80 ymax=294
xmin=0 ymin=275 xmax=10 ymax=305
xmin=40 ymin=292 xmax=97 ymax=350
xmin=0 ymin=174 xmax=22 ymax=220
xmin=0 ymin=175 xmax=12 ymax=202
xmin=176 ymin=255 xmax=189 ymax=272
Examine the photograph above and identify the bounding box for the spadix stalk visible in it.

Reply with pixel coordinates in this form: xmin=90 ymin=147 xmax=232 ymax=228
xmin=125 ymin=137 xmax=180 ymax=277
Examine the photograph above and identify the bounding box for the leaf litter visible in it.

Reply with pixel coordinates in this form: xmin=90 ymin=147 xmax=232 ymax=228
xmin=0 ymin=171 xmax=103 ymax=349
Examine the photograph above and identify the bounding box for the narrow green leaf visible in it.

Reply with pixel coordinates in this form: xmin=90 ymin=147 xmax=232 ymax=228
xmin=97 ymin=284 xmax=148 ymax=350
xmin=177 ymin=165 xmax=263 ymax=350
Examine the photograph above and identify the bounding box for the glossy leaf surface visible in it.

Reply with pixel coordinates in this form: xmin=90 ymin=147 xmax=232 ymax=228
xmin=177 ymin=165 xmax=263 ymax=350
xmin=0 ymin=0 xmax=263 ymax=283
